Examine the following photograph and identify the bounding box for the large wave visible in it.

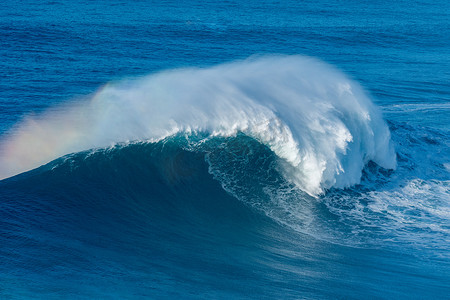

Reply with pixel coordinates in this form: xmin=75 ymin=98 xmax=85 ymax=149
xmin=0 ymin=55 xmax=396 ymax=195
xmin=2 ymin=127 xmax=447 ymax=254
xmin=1 ymin=128 xmax=448 ymax=299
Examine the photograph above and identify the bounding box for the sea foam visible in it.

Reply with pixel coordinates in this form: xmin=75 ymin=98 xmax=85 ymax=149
xmin=0 ymin=55 xmax=396 ymax=195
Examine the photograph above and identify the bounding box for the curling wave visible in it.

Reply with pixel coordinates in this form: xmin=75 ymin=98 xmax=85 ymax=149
xmin=0 ymin=55 xmax=396 ymax=195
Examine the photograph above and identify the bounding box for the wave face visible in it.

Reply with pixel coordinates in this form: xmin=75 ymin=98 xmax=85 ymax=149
xmin=0 ymin=55 xmax=396 ymax=195
xmin=3 ymin=125 xmax=448 ymax=251
xmin=1 ymin=129 xmax=448 ymax=298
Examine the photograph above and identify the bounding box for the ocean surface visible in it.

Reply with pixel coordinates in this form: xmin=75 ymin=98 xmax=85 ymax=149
xmin=1 ymin=0 xmax=449 ymax=299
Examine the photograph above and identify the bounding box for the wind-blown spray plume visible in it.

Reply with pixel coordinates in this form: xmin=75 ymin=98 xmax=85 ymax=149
xmin=0 ymin=55 xmax=396 ymax=195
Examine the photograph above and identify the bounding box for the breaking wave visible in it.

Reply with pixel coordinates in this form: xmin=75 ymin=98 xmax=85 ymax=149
xmin=0 ymin=55 xmax=396 ymax=195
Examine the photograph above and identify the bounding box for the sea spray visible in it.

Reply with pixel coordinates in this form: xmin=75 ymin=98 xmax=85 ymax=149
xmin=0 ymin=55 xmax=396 ymax=195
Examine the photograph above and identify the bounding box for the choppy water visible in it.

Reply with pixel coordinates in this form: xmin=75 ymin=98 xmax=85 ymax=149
xmin=1 ymin=0 xmax=449 ymax=299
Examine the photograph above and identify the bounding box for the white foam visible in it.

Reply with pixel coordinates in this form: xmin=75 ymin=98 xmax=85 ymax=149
xmin=0 ymin=55 xmax=396 ymax=195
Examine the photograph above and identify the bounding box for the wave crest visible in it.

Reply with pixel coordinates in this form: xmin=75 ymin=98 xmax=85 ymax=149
xmin=0 ymin=55 xmax=396 ymax=195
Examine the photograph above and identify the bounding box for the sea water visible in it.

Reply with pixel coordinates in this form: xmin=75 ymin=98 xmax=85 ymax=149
xmin=0 ymin=0 xmax=449 ymax=298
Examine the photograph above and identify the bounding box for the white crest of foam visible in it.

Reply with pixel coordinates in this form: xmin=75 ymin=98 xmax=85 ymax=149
xmin=0 ymin=55 xmax=396 ymax=195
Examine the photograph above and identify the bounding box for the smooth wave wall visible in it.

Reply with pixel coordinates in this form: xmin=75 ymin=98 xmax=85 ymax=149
xmin=0 ymin=55 xmax=396 ymax=195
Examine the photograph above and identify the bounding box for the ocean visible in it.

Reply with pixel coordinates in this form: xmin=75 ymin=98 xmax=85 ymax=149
xmin=0 ymin=0 xmax=449 ymax=299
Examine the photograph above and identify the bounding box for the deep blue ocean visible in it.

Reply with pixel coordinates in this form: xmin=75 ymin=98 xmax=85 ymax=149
xmin=1 ymin=0 xmax=449 ymax=299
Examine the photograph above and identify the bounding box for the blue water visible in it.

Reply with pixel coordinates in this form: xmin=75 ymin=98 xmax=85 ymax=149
xmin=1 ymin=0 xmax=449 ymax=299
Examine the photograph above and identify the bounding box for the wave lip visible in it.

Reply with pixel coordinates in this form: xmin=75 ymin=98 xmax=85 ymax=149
xmin=0 ymin=55 xmax=396 ymax=195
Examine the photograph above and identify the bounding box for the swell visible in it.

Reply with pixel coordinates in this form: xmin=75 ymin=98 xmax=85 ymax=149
xmin=0 ymin=134 xmax=276 ymax=225
xmin=0 ymin=134 xmax=360 ymax=254
xmin=0 ymin=55 xmax=396 ymax=195
xmin=0 ymin=136 xmax=292 ymax=299
xmin=2 ymin=127 xmax=447 ymax=255
xmin=0 ymin=136 xmax=266 ymax=265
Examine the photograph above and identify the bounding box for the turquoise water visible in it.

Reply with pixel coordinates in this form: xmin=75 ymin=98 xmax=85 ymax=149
xmin=1 ymin=1 xmax=449 ymax=298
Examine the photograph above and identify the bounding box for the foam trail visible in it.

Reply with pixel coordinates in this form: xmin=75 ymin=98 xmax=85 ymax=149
xmin=0 ymin=55 xmax=396 ymax=195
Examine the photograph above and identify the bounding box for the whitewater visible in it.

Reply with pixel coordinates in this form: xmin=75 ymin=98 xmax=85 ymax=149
xmin=0 ymin=56 xmax=396 ymax=195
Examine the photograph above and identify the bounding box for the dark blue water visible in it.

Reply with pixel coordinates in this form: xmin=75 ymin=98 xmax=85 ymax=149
xmin=1 ymin=0 xmax=449 ymax=299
